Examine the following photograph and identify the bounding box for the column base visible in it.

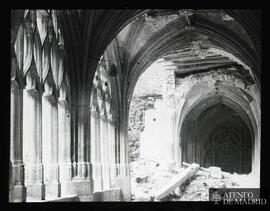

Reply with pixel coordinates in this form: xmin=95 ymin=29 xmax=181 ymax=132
xmin=62 ymin=179 xmax=93 ymax=196
xmin=102 ymin=178 xmax=111 ymax=190
xmin=60 ymin=181 xmax=73 ymax=196
xmin=26 ymin=183 xmax=45 ymax=200
xmin=109 ymin=164 xmax=117 ymax=188
xmin=110 ymin=178 xmax=117 ymax=188
xmin=91 ymin=163 xmax=103 ymax=191
xmin=59 ymin=163 xmax=72 ymax=181
xmin=119 ymin=163 xmax=128 ymax=177
xmin=9 ymin=185 xmax=27 ymax=202
xmin=76 ymin=162 xmax=88 ymax=178
xmin=102 ymin=164 xmax=111 ymax=189
xmin=45 ymin=182 xmax=60 ymax=199
xmin=86 ymin=162 xmax=91 ymax=179
xmin=115 ymin=176 xmax=131 ymax=201
xmin=92 ymin=178 xmax=103 ymax=191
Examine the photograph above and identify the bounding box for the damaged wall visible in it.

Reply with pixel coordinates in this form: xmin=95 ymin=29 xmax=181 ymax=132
xmin=175 ymin=67 xmax=260 ymax=179
xmin=129 ymin=63 xmax=260 ymax=179
xmin=129 ymin=61 xmax=176 ymax=162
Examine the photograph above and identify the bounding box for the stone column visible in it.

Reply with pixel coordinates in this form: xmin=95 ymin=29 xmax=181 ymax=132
xmin=115 ymin=123 xmax=131 ymax=201
xmin=90 ymin=105 xmax=103 ymax=191
xmin=74 ymin=103 xmax=89 ymax=181
xmin=23 ymin=87 xmax=44 ymax=200
xmin=115 ymin=123 xmax=121 ymax=176
xmin=175 ymin=98 xmax=185 ymax=165
xmin=58 ymin=98 xmax=73 ymax=195
xmin=107 ymin=115 xmax=117 ymax=188
xmin=86 ymin=121 xmax=91 ymax=181
xmin=100 ymin=107 xmax=111 ymax=190
xmin=118 ymin=127 xmax=127 ymax=177
xmin=10 ymin=80 xmax=26 ymax=202
xmin=70 ymin=103 xmax=93 ymax=196
xmin=76 ymin=120 xmax=87 ymax=180
xmin=42 ymin=88 xmax=60 ymax=199
xmin=71 ymin=104 xmax=78 ymax=176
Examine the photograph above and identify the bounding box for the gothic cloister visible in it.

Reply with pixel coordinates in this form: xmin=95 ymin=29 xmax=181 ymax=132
xmin=9 ymin=9 xmax=261 ymax=202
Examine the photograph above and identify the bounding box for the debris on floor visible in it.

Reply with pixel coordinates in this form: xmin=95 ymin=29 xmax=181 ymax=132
xmin=130 ymin=158 xmax=259 ymax=201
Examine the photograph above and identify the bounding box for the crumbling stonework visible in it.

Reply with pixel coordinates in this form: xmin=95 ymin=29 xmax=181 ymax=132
xmin=129 ymin=61 xmax=260 ymax=177
xmin=128 ymin=96 xmax=159 ymax=161
xmin=128 ymin=61 xmax=175 ymax=162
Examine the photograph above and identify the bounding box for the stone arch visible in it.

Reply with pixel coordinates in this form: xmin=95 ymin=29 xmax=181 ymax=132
xmin=177 ymin=89 xmax=259 ymax=174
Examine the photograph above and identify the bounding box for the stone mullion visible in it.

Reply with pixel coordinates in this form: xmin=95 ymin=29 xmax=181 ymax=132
xmin=10 ymin=80 xmax=26 ymax=202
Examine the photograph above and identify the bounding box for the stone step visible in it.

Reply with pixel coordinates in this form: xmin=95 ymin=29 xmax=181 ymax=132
xmin=27 ymin=195 xmax=79 ymax=202
xmin=26 ymin=188 xmax=122 ymax=202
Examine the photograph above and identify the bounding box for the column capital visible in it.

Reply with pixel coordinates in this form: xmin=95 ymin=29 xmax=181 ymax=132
xmin=11 ymin=80 xmax=20 ymax=94
xmin=107 ymin=113 xmax=115 ymax=123
xmin=91 ymin=104 xmax=99 ymax=115
xmin=100 ymin=102 xmax=107 ymax=120
xmin=58 ymin=84 xmax=67 ymax=101
xmin=100 ymin=112 xmax=107 ymax=120
xmin=43 ymin=79 xmax=54 ymax=96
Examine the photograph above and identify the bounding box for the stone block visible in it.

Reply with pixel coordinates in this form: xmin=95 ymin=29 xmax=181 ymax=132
xmin=50 ymin=195 xmax=80 ymax=202
xmin=9 ymin=185 xmax=27 ymax=202
xmin=61 ymin=180 xmax=93 ymax=196
xmin=209 ymin=167 xmax=223 ymax=179
xmin=92 ymin=178 xmax=103 ymax=191
xmin=154 ymin=163 xmax=200 ymax=200
xmin=102 ymin=178 xmax=111 ymax=190
xmin=45 ymin=182 xmax=60 ymax=199
xmin=78 ymin=194 xmax=93 ymax=201
xmin=93 ymin=188 xmax=121 ymax=201
xmin=26 ymin=183 xmax=45 ymax=200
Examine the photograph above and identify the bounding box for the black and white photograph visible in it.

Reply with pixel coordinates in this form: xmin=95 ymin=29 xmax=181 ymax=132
xmin=8 ymin=9 xmax=264 ymax=207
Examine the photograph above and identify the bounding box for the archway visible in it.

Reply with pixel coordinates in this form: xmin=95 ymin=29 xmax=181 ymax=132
xmin=181 ymin=103 xmax=252 ymax=174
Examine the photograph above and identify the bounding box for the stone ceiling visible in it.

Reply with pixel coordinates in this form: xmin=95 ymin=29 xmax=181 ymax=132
xmin=113 ymin=9 xmax=257 ymax=86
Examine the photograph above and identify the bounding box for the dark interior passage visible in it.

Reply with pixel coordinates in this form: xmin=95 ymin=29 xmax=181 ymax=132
xmin=181 ymin=103 xmax=252 ymax=174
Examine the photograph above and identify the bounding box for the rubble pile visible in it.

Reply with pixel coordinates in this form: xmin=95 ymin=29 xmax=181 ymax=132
xmin=130 ymin=158 xmax=259 ymax=201
xmin=130 ymin=158 xmax=182 ymax=201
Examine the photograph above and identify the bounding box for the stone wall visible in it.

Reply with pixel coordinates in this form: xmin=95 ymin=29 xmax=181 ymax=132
xmin=128 ymin=96 xmax=159 ymax=162
xmin=129 ymin=60 xmax=175 ymax=162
